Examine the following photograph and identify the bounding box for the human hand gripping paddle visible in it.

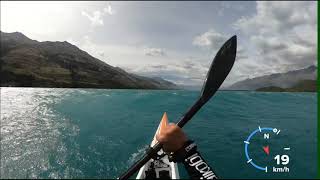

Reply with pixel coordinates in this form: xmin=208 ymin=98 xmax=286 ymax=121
xmin=118 ymin=35 xmax=237 ymax=179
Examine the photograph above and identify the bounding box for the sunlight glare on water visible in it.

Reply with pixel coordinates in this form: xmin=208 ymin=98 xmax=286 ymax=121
xmin=0 ymin=88 xmax=81 ymax=178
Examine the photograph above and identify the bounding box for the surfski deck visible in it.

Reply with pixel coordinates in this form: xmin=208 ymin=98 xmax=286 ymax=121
xmin=136 ymin=114 xmax=180 ymax=179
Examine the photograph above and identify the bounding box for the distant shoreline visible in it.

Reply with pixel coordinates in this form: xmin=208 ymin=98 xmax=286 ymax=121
xmin=0 ymin=87 xmax=316 ymax=93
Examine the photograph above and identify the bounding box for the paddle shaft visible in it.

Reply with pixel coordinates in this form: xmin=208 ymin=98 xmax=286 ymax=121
xmin=118 ymin=98 xmax=206 ymax=179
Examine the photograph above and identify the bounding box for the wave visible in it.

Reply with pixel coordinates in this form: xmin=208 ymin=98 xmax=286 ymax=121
xmin=127 ymin=145 xmax=149 ymax=168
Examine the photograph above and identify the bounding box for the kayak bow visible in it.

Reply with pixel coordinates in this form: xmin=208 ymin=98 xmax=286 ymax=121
xmin=136 ymin=113 xmax=179 ymax=179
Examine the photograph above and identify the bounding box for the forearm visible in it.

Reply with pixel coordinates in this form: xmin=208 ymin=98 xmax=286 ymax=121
xmin=170 ymin=140 xmax=218 ymax=179
xmin=182 ymin=151 xmax=218 ymax=179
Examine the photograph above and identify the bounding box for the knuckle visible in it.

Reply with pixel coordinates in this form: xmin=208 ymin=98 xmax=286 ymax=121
xmin=157 ymin=134 xmax=167 ymax=142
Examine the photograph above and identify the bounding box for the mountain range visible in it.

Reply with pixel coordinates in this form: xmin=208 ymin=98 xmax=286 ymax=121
xmin=1 ymin=31 xmax=317 ymax=92
xmin=227 ymin=65 xmax=317 ymax=92
xmin=0 ymin=31 xmax=177 ymax=89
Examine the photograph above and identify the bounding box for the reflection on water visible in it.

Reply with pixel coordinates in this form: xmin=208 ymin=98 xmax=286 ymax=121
xmin=0 ymin=88 xmax=80 ymax=178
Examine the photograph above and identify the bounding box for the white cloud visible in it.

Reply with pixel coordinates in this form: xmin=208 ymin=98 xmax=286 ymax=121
xmin=144 ymin=47 xmax=167 ymax=57
xmin=81 ymin=11 xmax=104 ymax=26
xmin=193 ymin=29 xmax=228 ymax=50
xmin=230 ymin=1 xmax=316 ymax=85
xmin=233 ymin=1 xmax=315 ymax=35
xmin=81 ymin=3 xmax=114 ymax=27
xmin=103 ymin=4 xmax=114 ymax=15
xmin=192 ymin=29 xmax=247 ymax=62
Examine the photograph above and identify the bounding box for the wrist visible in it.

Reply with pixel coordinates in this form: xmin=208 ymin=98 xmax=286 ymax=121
xmin=169 ymin=140 xmax=197 ymax=162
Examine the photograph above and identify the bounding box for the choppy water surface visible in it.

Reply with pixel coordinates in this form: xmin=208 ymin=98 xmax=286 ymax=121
xmin=0 ymin=88 xmax=317 ymax=179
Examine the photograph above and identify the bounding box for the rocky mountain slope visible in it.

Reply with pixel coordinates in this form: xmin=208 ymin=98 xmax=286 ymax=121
xmin=256 ymin=80 xmax=316 ymax=92
xmin=228 ymin=65 xmax=317 ymax=91
xmin=0 ymin=31 xmax=178 ymax=89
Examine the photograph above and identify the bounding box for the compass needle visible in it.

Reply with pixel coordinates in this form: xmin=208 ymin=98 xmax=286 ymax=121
xmin=263 ymin=146 xmax=270 ymax=155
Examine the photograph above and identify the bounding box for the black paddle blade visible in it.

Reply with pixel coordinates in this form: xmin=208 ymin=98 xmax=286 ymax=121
xmin=200 ymin=35 xmax=237 ymax=102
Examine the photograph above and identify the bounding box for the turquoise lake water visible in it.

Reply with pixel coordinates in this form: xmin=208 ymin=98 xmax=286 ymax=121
xmin=0 ymin=88 xmax=317 ymax=179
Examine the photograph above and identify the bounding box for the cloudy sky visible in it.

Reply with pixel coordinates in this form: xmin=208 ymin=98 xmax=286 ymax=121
xmin=1 ymin=1 xmax=316 ymax=87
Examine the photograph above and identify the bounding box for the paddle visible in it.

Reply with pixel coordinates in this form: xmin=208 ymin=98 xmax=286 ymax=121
xmin=118 ymin=35 xmax=237 ymax=180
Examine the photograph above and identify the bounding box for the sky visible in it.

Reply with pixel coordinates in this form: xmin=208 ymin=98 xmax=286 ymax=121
xmin=0 ymin=1 xmax=317 ymax=87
